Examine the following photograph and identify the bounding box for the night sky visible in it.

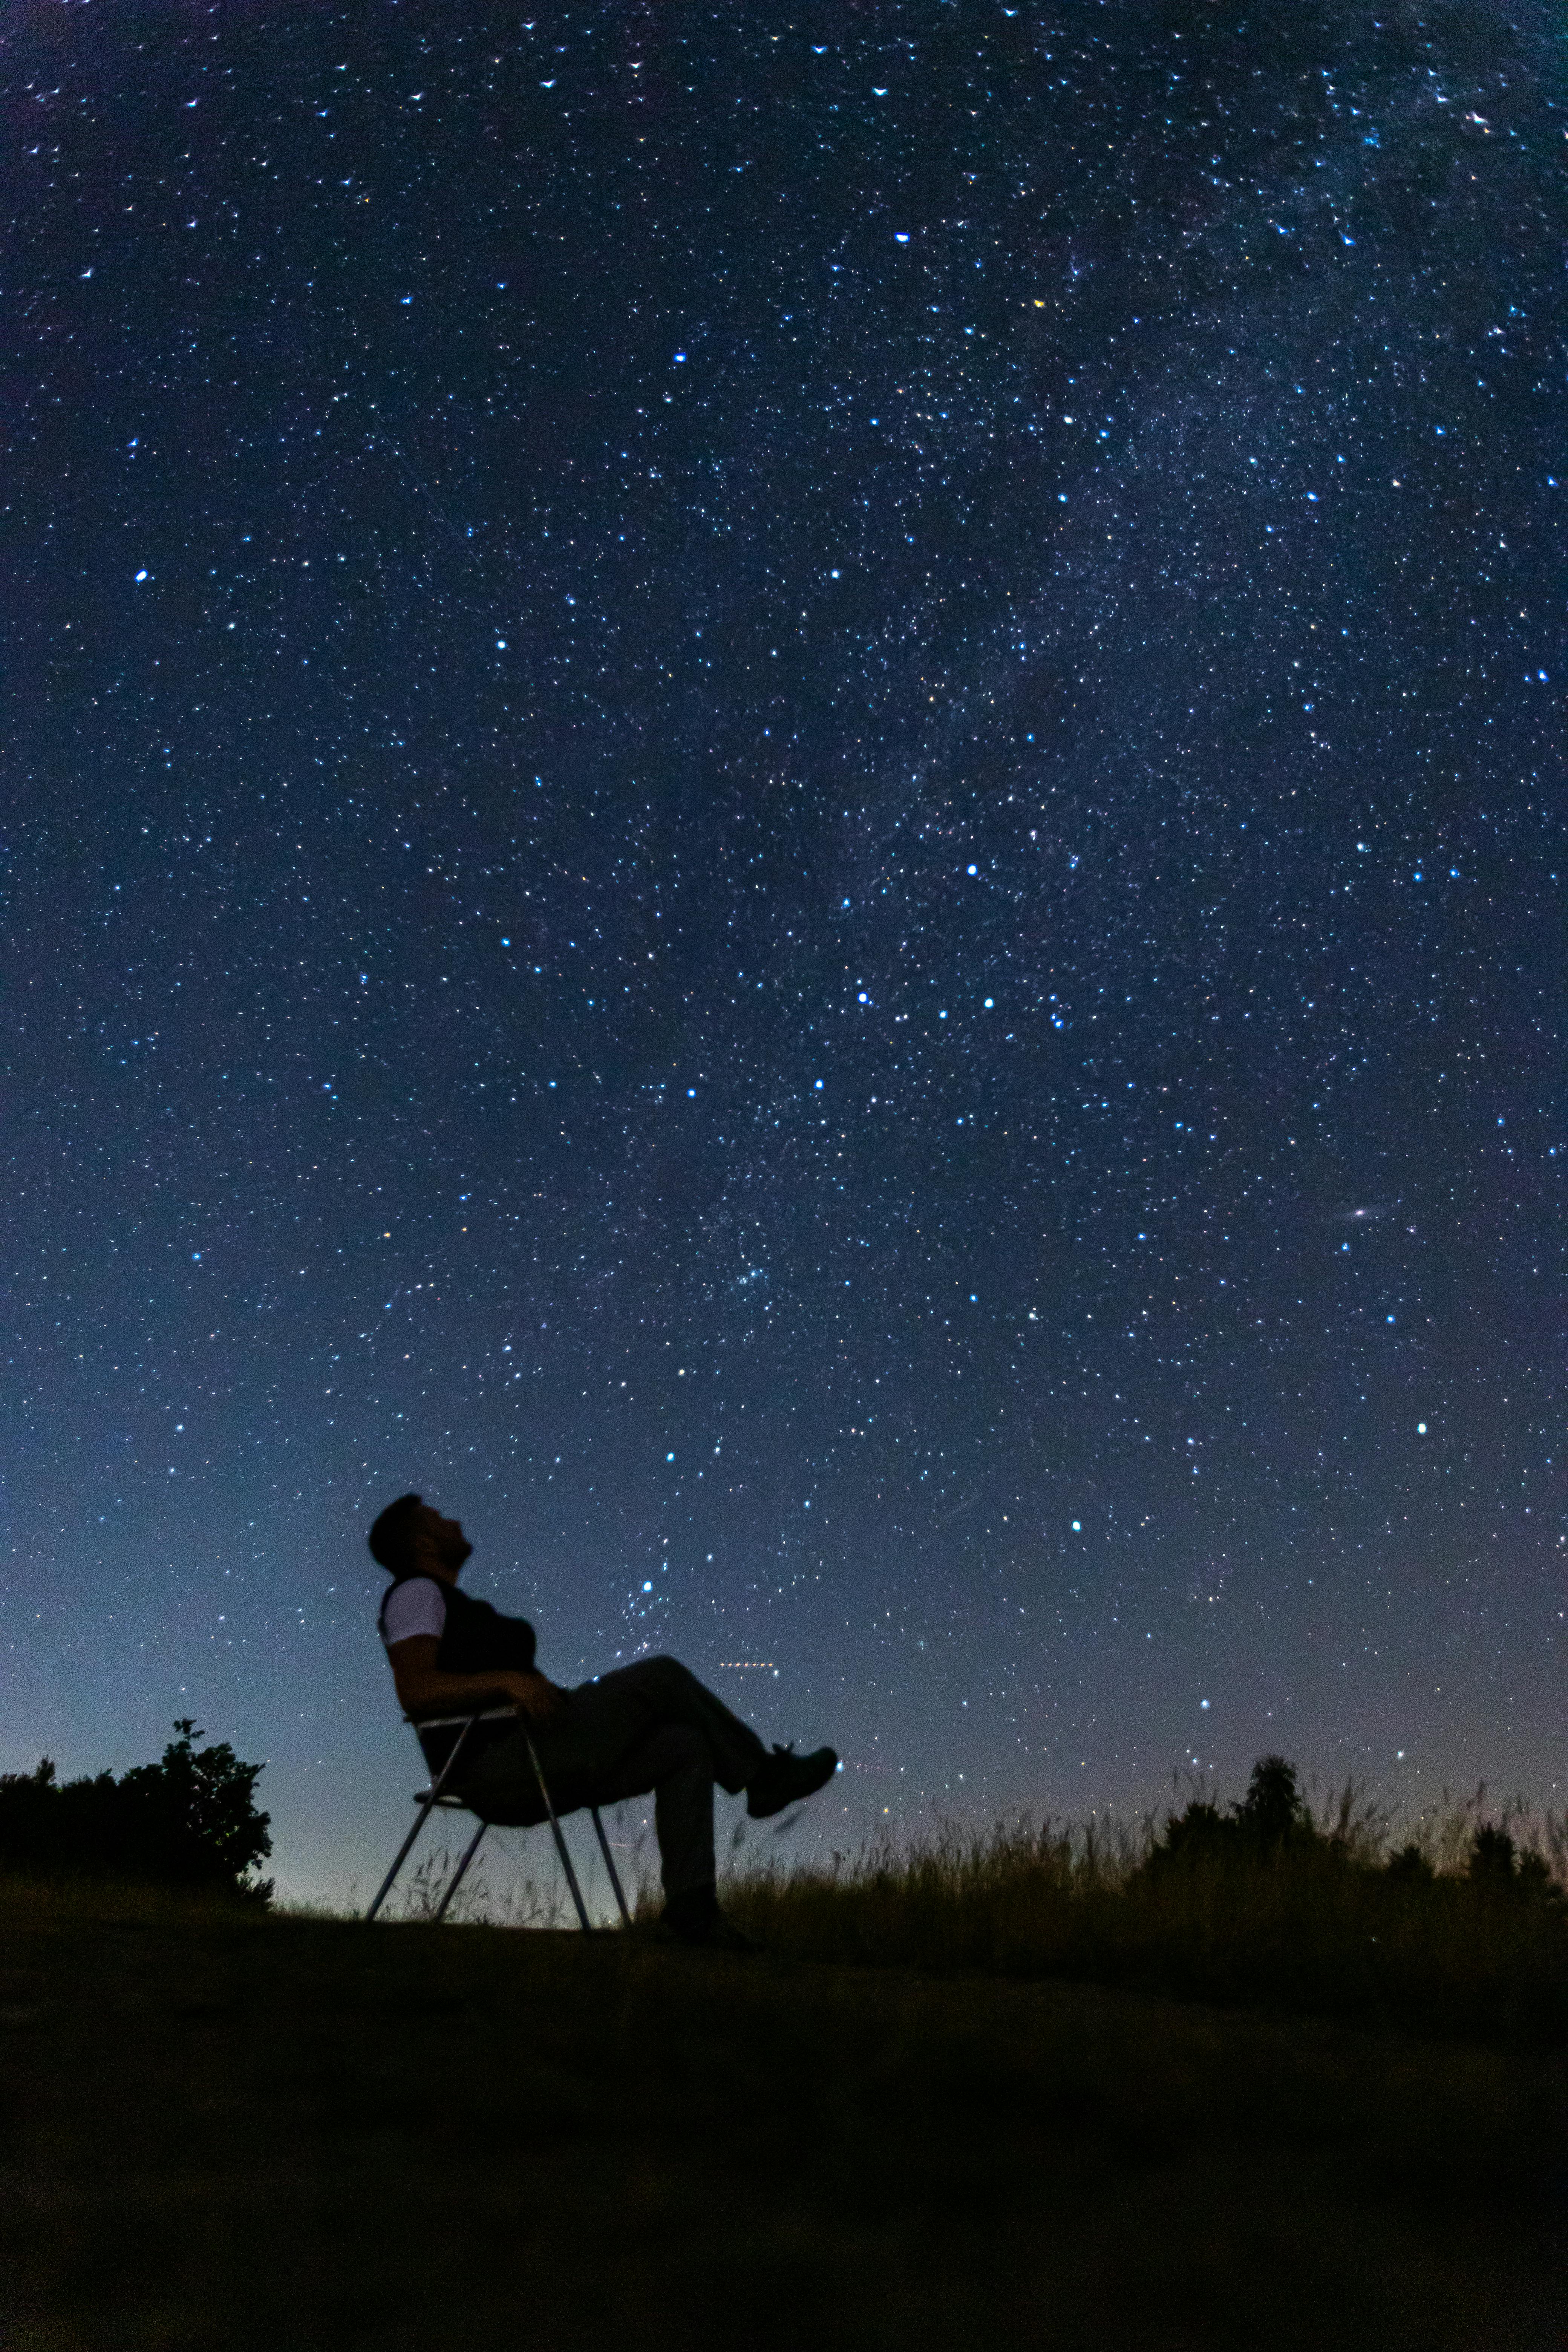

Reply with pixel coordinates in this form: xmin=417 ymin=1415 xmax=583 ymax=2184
xmin=6 ymin=0 xmax=1564 ymax=1907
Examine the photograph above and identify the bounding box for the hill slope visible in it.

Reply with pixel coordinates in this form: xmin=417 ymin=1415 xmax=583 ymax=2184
xmin=1 ymin=1893 xmax=1564 ymax=2350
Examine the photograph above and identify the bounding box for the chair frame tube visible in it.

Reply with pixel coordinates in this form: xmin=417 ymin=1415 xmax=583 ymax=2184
xmin=520 ymin=1723 xmax=592 ymax=1931
xmin=591 ymin=1805 xmax=633 ymax=1927
xmin=364 ymin=1711 xmax=483 ymax=1923
xmin=432 ymin=1818 xmax=488 ymax=1922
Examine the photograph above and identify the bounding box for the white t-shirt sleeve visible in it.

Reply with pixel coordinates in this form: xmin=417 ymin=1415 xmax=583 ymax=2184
xmin=381 ymin=1577 xmax=447 ymax=1648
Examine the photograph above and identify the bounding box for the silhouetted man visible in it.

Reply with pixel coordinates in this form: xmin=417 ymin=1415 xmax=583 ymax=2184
xmin=369 ymin=1493 xmax=838 ymax=1947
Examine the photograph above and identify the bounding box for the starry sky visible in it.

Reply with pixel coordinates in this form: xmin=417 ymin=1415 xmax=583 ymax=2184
xmin=6 ymin=0 xmax=1564 ymax=1906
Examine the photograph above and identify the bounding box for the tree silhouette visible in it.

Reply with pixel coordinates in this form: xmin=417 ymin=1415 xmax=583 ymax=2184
xmin=0 ymin=1720 xmax=271 ymax=1900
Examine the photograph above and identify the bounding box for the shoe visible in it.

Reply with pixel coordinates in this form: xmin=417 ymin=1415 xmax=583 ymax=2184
xmin=674 ymin=1909 xmax=761 ymax=1954
xmin=746 ymin=1743 xmax=839 ymax=1819
xmin=662 ymin=1886 xmax=761 ymax=1952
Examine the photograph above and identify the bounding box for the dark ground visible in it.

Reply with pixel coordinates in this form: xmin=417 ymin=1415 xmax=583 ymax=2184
xmin=2 ymin=1893 xmax=1565 ymax=2351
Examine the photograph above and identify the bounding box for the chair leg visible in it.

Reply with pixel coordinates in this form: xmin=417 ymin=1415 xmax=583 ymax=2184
xmin=366 ymin=1716 xmax=481 ymax=1924
xmin=591 ymin=1807 xmax=632 ymax=1927
xmin=366 ymin=1793 xmax=439 ymax=1923
xmin=434 ymin=1820 xmax=487 ymax=1923
xmin=522 ymin=1727 xmax=593 ymax=1932
xmin=547 ymin=1813 xmax=593 ymax=1932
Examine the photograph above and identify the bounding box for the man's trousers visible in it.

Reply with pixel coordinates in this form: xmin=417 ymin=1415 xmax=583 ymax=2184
xmin=455 ymin=1654 xmax=768 ymax=1898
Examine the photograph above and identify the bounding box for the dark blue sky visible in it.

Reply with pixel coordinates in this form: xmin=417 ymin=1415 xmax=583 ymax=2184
xmin=5 ymin=0 xmax=1563 ymax=1905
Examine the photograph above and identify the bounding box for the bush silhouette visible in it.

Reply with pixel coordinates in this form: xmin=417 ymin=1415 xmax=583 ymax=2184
xmin=1236 ymin=1755 xmax=1308 ymax=1849
xmin=1468 ymin=1825 xmax=1519 ymax=1890
xmin=1466 ymin=1824 xmax=1562 ymax=1909
xmin=0 ymin=1720 xmax=272 ymax=1901
xmin=1145 ymin=1754 xmax=1316 ymax=1874
xmin=722 ymin=1755 xmax=1568 ymax=2047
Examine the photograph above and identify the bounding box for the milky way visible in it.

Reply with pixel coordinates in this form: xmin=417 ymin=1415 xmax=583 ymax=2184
xmin=6 ymin=0 xmax=1564 ymax=1902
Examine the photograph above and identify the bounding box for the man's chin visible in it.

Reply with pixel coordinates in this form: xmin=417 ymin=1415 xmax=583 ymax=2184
xmin=452 ymin=1538 xmax=474 ymax=1569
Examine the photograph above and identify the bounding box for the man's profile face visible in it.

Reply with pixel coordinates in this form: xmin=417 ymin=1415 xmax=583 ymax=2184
xmin=411 ymin=1503 xmax=472 ymax=1579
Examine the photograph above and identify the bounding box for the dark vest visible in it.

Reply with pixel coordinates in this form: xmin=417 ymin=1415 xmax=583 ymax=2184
xmin=379 ymin=1575 xmax=536 ymax=1774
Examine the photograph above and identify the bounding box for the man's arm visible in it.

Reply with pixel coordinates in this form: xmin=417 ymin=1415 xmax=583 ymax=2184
xmin=386 ymin=1636 xmax=566 ymax=1723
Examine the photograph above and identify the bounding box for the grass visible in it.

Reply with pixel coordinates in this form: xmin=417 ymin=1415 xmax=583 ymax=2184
xmin=2 ymin=1862 xmax=1566 ymax=2350
xmin=717 ymin=1781 xmax=1568 ymax=2048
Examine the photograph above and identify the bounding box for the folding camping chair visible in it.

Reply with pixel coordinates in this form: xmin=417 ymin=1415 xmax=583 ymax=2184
xmin=364 ymin=1705 xmax=632 ymax=1931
